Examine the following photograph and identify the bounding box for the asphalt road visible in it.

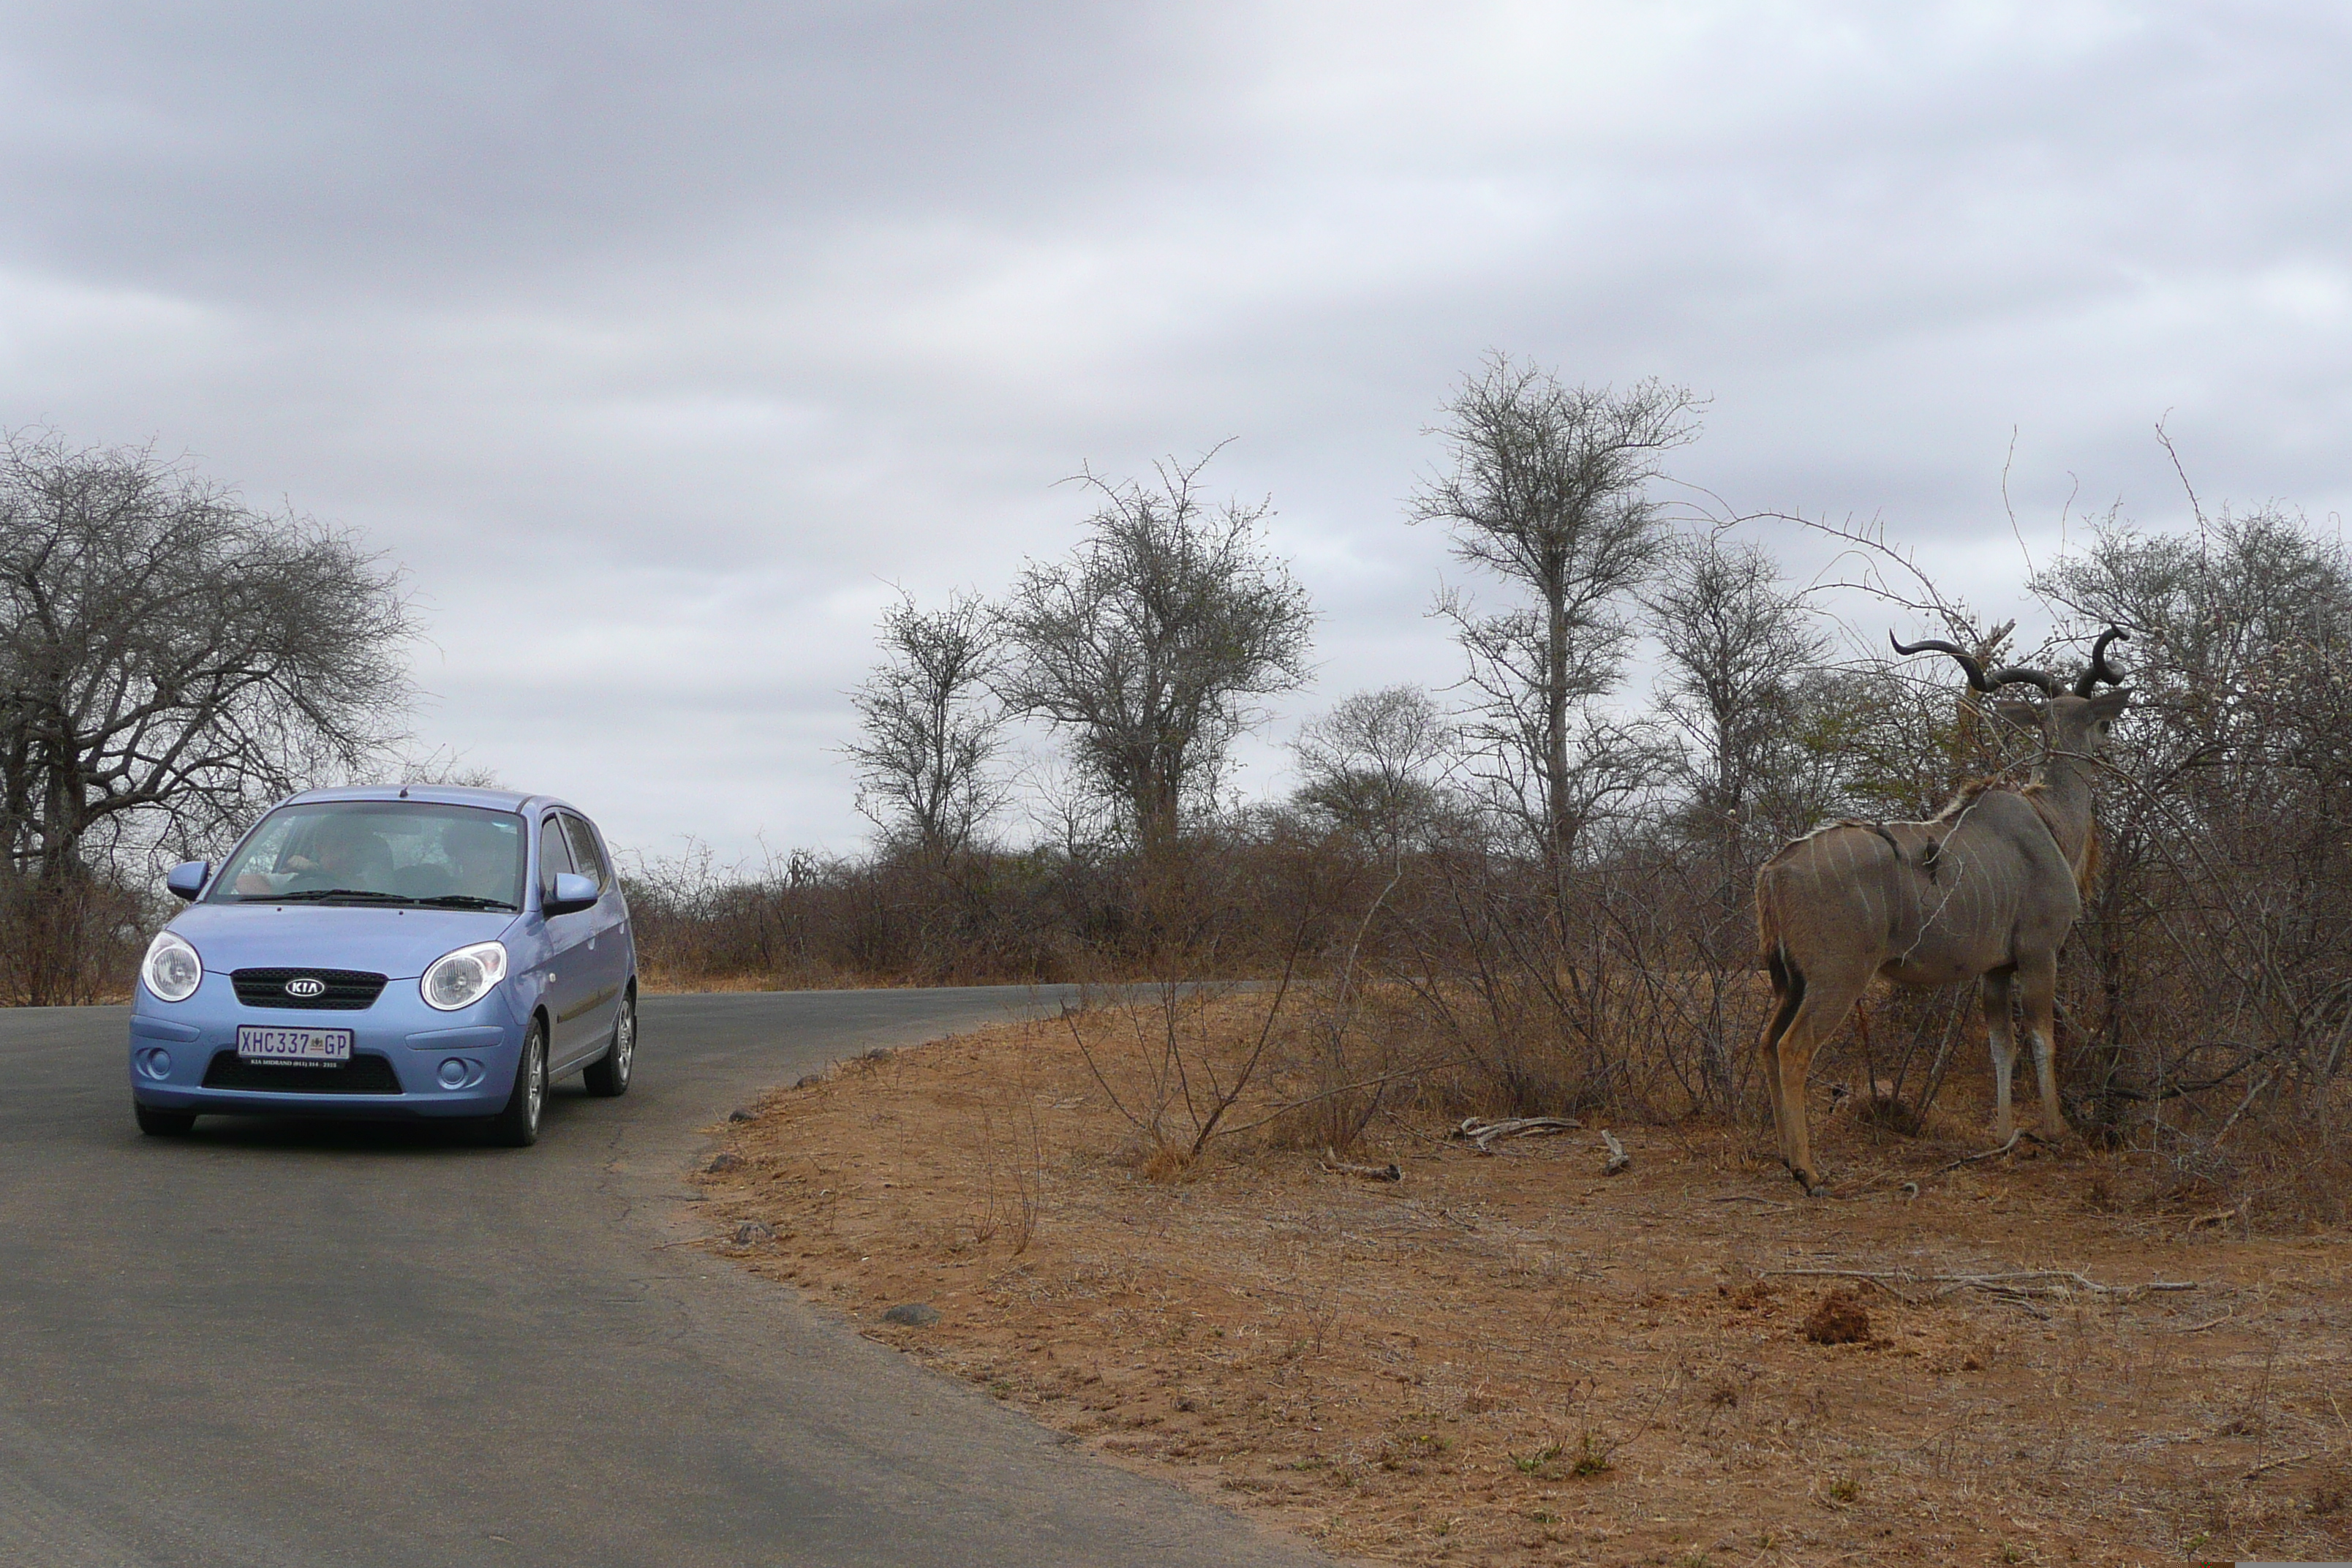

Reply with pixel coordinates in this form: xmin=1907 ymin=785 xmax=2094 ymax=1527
xmin=0 ymin=991 xmax=1330 ymax=1567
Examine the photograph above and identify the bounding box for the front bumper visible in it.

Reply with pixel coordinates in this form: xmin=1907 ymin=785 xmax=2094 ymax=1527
xmin=127 ymin=969 xmax=527 ymax=1119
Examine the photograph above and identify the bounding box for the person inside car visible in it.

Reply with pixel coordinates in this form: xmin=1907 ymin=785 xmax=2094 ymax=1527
xmin=440 ymin=817 xmax=519 ymax=905
xmin=283 ymin=816 xmax=388 ymax=891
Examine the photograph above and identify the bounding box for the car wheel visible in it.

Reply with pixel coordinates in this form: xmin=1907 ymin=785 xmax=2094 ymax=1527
xmin=135 ymin=1104 xmax=197 ymax=1137
xmin=584 ymin=991 xmax=635 ymax=1098
xmin=486 ymin=1018 xmax=548 ymax=1147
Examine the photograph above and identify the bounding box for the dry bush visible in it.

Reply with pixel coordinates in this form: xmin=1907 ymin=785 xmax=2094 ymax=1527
xmin=0 ymin=868 xmax=151 ymax=1005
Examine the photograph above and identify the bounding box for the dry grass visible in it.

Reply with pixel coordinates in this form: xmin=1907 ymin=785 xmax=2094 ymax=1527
xmin=636 ymin=967 xmax=892 ymax=995
xmin=691 ymin=1003 xmax=2352 ymax=1567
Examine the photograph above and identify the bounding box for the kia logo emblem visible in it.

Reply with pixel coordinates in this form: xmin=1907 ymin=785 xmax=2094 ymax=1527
xmin=284 ymin=977 xmax=327 ymax=998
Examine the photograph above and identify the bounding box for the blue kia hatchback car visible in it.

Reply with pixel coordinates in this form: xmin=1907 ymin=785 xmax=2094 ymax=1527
xmin=127 ymin=786 xmax=637 ymax=1147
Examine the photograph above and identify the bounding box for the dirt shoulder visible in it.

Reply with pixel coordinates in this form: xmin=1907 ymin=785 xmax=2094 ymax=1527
xmin=689 ymin=1011 xmax=2351 ymax=1567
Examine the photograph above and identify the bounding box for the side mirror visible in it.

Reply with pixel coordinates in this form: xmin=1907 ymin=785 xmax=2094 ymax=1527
xmin=165 ymin=861 xmax=210 ymax=902
xmin=545 ymin=872 xmax=599 ymax=916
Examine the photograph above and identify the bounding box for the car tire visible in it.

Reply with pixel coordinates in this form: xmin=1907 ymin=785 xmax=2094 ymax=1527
xmin=583 ymin=991 xmax=635 ymax=1098
xmin=135 ymin=1104 xmax=197 ymax=1137
xmin=486 ymin=1018 xmax=548 ymax=1148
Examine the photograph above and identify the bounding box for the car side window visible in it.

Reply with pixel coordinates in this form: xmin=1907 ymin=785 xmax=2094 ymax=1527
xmin=538 ymin=815 xmax=575 ymax=907
xmin=561 ymin=813 xmax=608 ymax=890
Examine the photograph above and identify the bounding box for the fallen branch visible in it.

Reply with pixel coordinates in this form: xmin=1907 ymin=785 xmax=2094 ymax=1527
xmin=1455 ymin=1115 xmax=1582 ymax=1154
xmin=1600 ymin=1129 xmax=1632 ymax=1177
xmin=1931 ymin=1131 xmax=2035 ymax=1174
xmin=2241 ymin=1447 xmax=2331 ymax=1482
xmin=1765 ymin=1266 xmax=2198 ymax=1306
xmin=1319 ymin=1148 xmax=1402 ymax=1183
xmin=1706 ymin=1193 xmax=1789 ymax=1208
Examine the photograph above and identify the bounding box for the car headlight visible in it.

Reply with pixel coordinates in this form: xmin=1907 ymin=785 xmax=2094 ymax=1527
xmin=421 ymin=940 xmax=509 ymax=1011
xmin=142 ymin=931 xmax=203 ymax=1003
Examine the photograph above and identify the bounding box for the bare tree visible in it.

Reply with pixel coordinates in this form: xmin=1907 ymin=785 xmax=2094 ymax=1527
xmin=1642 ymin=529 xmax=1825 ymax=878
xmin=397 ymin=745 xmax=505 ymax=789
xmin=998 ymin=452 xmax=1315 ymax=856
xmin=843 ymin=590 xmax=1008 ymax=858
xmin=0 ymin=434 xmax=414 ymax=1000
xmin=1290 ymin=684 xmax=1455 ymax=853
xmin=1410 ymin=357 xmax=1701 ymax=874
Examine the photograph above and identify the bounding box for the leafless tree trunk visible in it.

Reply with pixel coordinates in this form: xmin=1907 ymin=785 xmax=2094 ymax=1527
xmin=843 ymin=589 xmax=1008 ymax=858
xmin=0 ymin=434 xmax=414 ymax=1002
xmin=1409 ymin=358 xmax=1700 ymax=889
xmin=998 ymin=451 xmax=1314 ymax=859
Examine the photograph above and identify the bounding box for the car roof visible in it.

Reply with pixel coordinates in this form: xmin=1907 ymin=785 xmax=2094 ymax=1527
xmin=284 ymin=785 xmax=586 ymax=818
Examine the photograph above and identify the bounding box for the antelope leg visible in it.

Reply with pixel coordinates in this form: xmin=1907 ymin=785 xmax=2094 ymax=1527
xmin=1983 ymin=967 xmax=2018 ymax=1145
xmin=2017 ymin=949 xmax=2068 ymax=1139
xmin=1760 ymin=995 xmax=1795 ymax=1169
xmin=1774 ymin=976 xmax=1866 ymax=1195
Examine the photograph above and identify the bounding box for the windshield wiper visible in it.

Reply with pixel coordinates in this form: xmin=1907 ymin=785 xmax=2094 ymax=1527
xmin=257 ymin=888 xmax=412 ymax=904
xmin=410 ymin=894 xmax=519 ymax=911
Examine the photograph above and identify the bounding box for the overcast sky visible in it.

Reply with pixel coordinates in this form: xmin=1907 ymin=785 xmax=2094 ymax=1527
xmin=4 ymin=2 xmax=2346 ymax=863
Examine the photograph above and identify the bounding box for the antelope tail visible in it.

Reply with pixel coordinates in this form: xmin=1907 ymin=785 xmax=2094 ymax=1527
xmin=1756 ymin=875 xmax=1807 ymax=1050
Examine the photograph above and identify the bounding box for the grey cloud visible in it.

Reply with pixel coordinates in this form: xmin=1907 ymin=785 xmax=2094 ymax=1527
xmin=5 ymin=3 xmax=2349 ymax=856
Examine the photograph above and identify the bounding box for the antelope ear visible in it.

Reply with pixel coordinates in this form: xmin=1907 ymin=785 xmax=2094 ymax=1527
xmin=1994 ymin=698 xmax=2045 ymax=730
xmin=2087 ymin=687 xmax=2131 ymax=719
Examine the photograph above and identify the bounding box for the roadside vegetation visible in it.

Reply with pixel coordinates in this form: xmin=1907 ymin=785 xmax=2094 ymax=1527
xmin=641 ymin=363 xmax=2352 ymax=1227
xmin=9 ymin=362 xmax=2350 ymax=1213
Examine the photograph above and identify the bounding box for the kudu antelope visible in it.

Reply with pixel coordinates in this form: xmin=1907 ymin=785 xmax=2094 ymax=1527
xmin=1754 ymin=628 xmax=2131 ymax=1193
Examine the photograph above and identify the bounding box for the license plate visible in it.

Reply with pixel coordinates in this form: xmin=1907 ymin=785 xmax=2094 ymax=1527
xmin=235 ymin=1026 xmax=353 ymax=1065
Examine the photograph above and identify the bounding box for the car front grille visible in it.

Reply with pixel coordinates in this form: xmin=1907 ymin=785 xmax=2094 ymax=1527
xmin=230 ymin=968 xmax=388 ymax=1010
xmin=202 ymin=1051 xmax=404 ymax=1094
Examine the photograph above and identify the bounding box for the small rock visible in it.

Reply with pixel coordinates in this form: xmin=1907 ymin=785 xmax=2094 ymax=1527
xmin=862 ymin=1047 xmax=894 ymax=1063
xmin=704 ymin=1152 xmax=744 ymax=1175
xmin=732 ymin=1218 xmax=774 ymax=1245
xmin=881 ymin=1302 xmax=941 ymax=1327
xmin=728 ymin=1107 xmax=755 ymax=1123
xmin=1804 ymin=1286 xmax=1873 ymax=1344
xmin=794 ymin=1073 xmax=824 ymax=1090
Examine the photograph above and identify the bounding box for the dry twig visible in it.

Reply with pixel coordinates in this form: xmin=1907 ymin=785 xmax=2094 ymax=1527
xmin=1931 ymin=1131 xmax=2033 ymax=1174
xmin=1318 ymin=1149 xmax=1403 ymax=1183
xmin=1455 ymin=1115 xmax=1582 ymax=1154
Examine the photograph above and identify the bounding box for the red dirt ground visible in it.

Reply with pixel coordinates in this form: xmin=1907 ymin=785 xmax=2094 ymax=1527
xmin=688 ymin=1011 xmax=2351 ymax=1567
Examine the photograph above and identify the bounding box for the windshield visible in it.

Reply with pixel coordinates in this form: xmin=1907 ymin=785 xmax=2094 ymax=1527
xmin=211 ymin=802 xmax=527 ymax=909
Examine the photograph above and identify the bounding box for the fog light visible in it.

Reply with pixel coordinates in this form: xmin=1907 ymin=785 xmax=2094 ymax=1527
xmin=139 ymin=1047 xmax=173 ymax=1079
xmin=438 ymin=1058 xmax=468 ymax=1089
